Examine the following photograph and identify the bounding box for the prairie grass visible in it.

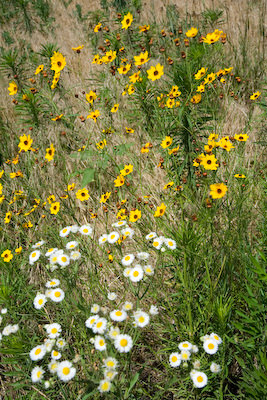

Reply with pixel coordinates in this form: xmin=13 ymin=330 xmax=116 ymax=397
xmin=0 ymin=0 xmax=266 ymax=399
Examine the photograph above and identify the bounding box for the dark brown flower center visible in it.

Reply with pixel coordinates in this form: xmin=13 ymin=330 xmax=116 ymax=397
xmin=207 ymin=160 xmax=212 ymax=164
xmin=126 ymin=19 xmax=130 ymax=24
xmin=57 ymin=61 xmax=62 ymax=67
xmin=217 ymin=188 xmax=222 ymax=193
xmin=154 ymin=70 xmax=159 ymax=76
xmin=24 ymin=141 xmax=28 ymax=145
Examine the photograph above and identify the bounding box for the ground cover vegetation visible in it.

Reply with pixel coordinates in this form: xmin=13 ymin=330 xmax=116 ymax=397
xmin=0 ymin=0 xmax=266 ymax=399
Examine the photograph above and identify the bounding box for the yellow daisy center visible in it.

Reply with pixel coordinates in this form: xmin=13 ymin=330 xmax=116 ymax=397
xmin=120 ymin=339 xmax=128 ymax=347
xmin=35 ymin=348 xmax=41 ymax=355
xmin=197 ymin=376 xmax=203 ymax=383
xmin=62 ymin=367 xmax=70 ymax=375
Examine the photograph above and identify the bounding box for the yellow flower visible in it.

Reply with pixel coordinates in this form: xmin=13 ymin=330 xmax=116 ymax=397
xmin=94 ymin=22 xmax=102 ymax=32
xmin=45 ymin=144 xmax=55 ymax=162
xmin=51 ymin=114 xmax=63 ymax=121
xmin=47 ymin=195 xmax=56 ymax=204
xmin=203 ymin=30 xmax=223 ymax=44
xmin=96 ymin=139 xmax=107 ymax=150
xmin=51 ymin=72 xmax=60 ymax=89
xmin=92 ymin=54 xmax=100 ymax=64
xmin=121 ymin=12 xmax=133 ymax=30
xmin=111 ymin=104 xmax=119 ymax=113
xmin=1 ymin=249 xmax=13 ymax=262
xmin=4 ymin=211 xmax=12 ymax=224
xmin=86 ymin=91 xmax=97 ymax=103
xmin=218 ymin=137 xmax=235 ymax=151
xmin=15 ymin=247 xmax=22 ymax=254
xmin=234 ymin=133 xmax=249 ymax=142
xmin=0 ymin=170 xmax=4 ymax=179
xmin=66 ymin=183 xmax=76 ymax=191
xmin=129 ymin=209 xmax=141 ymax=222
xmin=194 ymin=67 xmax=207 ymax=80
xmin=18 ymin=135 xmax=33 ymax=153
xmin=204 ymin=73 xmax=216 ymax=85
xmin=166 ymin=98 xmax=175 ymax=108
xmin=118 ymin=63 xmax=131 ymax=75
xmin=120 ymin=164 xmax=133 ymax=176
xmin=186 ymin=27 xmax=198 ymax=38
xmin=76 ymin=188 xmax=90 ymax=201
xmin=129 ymin=71 xmax=141 ymax=83
xmin=250 ymin=91 xmax=261 ymax=100
xmin=197 ymin=84 xmax=205 ymax=93
xmin=134 ymin=51 xmax=150 ymax=66
xmin=35 ymin=65 xmax=44 ymax=75
xmin=141 ymin=143 xmax=151 ymax=153
xmin=128 ymin=84 xmax=135 ymax=95
xmin=163 ymin=182 xmax=174 ymax=190
xmin=50 ymin=52 xmax=66 ymax=73
xmin=190 ymin=94 xmax=201 ymax=104
xmin=154 ymin=203 xmax=166 ymax=217
xmin=100 ymin=192 xmax=111 ymax=203
xmin=139 ymin=25 xmax=150 ymax=32
xmin=209 ymin=183 xmax=227 ymax=199
xmin=8 ymin=81 xmax=18 ymax=95
xmin=117 ymin=209 xmax=127 ymax=220
xmin=72 ymin=45 xmax=84 ymax=53
xmin=50 ymin=201 xmax=60 ymax=215
xmin=168 ymin=146 xmax=179 ymax=155
xmin=114 ymin=175 xmax=125 ymax=187
xmin=0 ymin=195 xmax=5 ymax=204
xmin=161 ymin=136 xmax=173 ymax=149
xmin=147 ymin=64 xmax=164 ymax=81
xmin=125 ymin=127 xmax=134 ymax=134
xmin=200 ymin=154 xmax=219 ymax=170
xmin=87 ymin=110 xmax=100 ymax=122
xmin=102 ymin=50 xmax=117 ymax=64
xmin=168 ymin=86 xmax=181 ymax=98
xmin=234 ymin=174 xmax=246 ymax=179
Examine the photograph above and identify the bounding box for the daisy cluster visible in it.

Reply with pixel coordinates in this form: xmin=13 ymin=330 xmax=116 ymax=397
xmin=99 ymin=220 xmax=134 ymax=245
xmin=85 ymin=295 xmax=158 ymax=393
xmin=28 ymin=224 xmax=91 ymax=271
xmin=145 ymin=232 xmax=177 ymax=251
xmin=29 ymin=323 xmax=76 ymax=387
xmin=122 ymin=251 xmax=154 ymax=282
xmin=169 ymin=333 xmax=222 ymax=388
xmin=0 ymin=307 xmax=19 ymax=341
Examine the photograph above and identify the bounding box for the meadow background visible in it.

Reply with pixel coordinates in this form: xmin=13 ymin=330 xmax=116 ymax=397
xmin=0 ymin=0 xmax=266 ymax=398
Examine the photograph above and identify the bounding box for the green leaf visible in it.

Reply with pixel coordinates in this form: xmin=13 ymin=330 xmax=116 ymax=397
xmin=82 ymin=168 xmax=95 ymax=186
xmin=124 ymin=372 xmax=139 ymax=398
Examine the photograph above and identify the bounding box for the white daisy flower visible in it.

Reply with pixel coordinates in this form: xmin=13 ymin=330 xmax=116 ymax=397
xmin=107 ymin=292 xmax=117 ymax=301
xmin=85 ymin=315 xmax=99 ymax=329
xmin=164 ymin=238 xmax=177 ymax=250
xmin=48 ymin=360 xmax=58 ymax=374
xmin=49 ymin=288 xmax=65 ymax=303
xmin=45 ymin=323 xmax=62 ymax=339
xmin=112 ymin=221 xmax=127 ymax=228
xmin=10 ymin=324 xmax=19 ymax=334
xmin=180 ymin=350 xmax=191 ymax=361
xmin=59 ymin=226 xmax=71 ymax=237
xmin=31 ymin=366 xmax=45 ymax=383
xmin=99 ymin=234 xmax=108 ymax=245
xmin=56 ymin=338 xmax=66 ymax=349
xmin=191 ymin=371 xmax=208 ymax=388
xmin=33 ymin=294 xmax=47 ymax=309
xmin=94 ymin=335 xmax=107 ymax=351
xmin=133 ymin=311 xmax=150 ymax=327
xmin=114 ymin=334 xmax=133 ymax=353
xmin=210 ymin=332 xmax=222 ymax=344
xmin=29 ymin=250 xmax=41 ymax=265
xmin=92 ymin=318 xmax=107 ymax=334
xmin=29 ymin=344 xmax=46 ymax=361
xmin=123 ymin=267 xmax=131 ymax=277
xmin=121 ymin=254 xmax=135 ymax=266
xmin=144 ymin=265 xmax=154 ymax=276
xmin=107 ymin=231 xmax=120 ymax=244
xmin=51 ymin=349 xmax=61 ymax=360
xmin=79 ymin=225 xmax=93 ymax=236
xmin=108 ymin=326 xmax=120 ymax=340
xmin=203 ymin=338 xmax=218 ymax=355
xmin=169 ymin=352 xmax=181 ymax=367
xmin=103 ymin=357 xmax=118 ymax=370
xmin=98 ymin=379 xmax=111 ymax=393
xmin=91 ymin=304 xmax=100 ymax=314
xmin=49 ymin=254 xmax=59 ymax=265
xmin=44 ymin=381 xmax=50 ymax=389
xmin=70 ymin=225 xmax=79 ymax=233
xmin=123 ymin=302 xmax=133 ymax=311
xmin=57 ymin=254 xmax=70 ymax=267
xmin=152 ymin=237 xmax=163 ymax=250
xmin=145 ymin=232 xmax=157 ymax=240
xmin=210 ymin=362 xmax=221 ymax=373
xmin=57 ymin=360 xmax=76 ymax=382
xmin=178 ymin=341 xmax=192 ymax=351
xmin=121 ymin=227 xmax=135 ymax=239
xmin=193 ymin=360 xmax=201 ymax=369
xmin=70 ymin=250 xmax=81 ymax=260
xmin=2 ymin=325 xmax=13 ymax=336
xmin=1 ymin=308 xmax=7 ymax=314
xmin=200 ymin=334 xmax=210 ymax=342
xmin=104 ymin=369 xmax=118 ymax=381
xmin=110 ymin=309 xmax=127 ymax=322
xmin=129 ymin=265 xmax=144 ymax=282
xmin=161 ymin=247 xmax=166 ymax=252
xmin=137 ymin=252 xmax=150 ymax=260
xmin=45 ymin=248 xmax=58 ymax=257
xmin=45 ymin=279 xmax=60 ymax=288
xmin=149 ymin=305 xmax=159 ymax=315
xmin=44 ymin=338 xmax=55 ymax=352
xmin=66 ymin=241 xmax=78 ymax=250
xmin=192 ymin=345 xmax=199 ymax=353
xmin=32 ymin=240 xmax=45 ymax=249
